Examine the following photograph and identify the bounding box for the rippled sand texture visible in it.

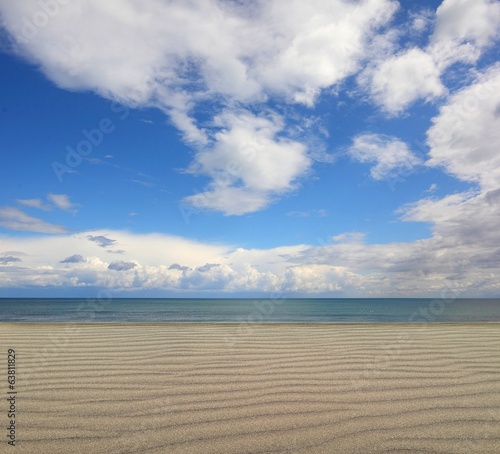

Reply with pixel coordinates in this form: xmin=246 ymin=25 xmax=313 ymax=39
xmin=1 ymin=323 xmax=500 ymax=453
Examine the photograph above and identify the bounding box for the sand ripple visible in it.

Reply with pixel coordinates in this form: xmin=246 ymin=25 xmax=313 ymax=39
xmin=1 ymin=323 xmax=499 ymax=453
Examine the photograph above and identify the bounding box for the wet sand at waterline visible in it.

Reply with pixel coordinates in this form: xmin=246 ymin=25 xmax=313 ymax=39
xmin=1 ymin=323 xmax=499 ymax=453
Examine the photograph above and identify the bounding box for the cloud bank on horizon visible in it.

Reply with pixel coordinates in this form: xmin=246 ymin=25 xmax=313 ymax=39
xmin=0 ymin=0 xmax=499 ymax=296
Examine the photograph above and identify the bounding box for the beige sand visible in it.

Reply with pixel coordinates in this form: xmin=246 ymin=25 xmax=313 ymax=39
xmin=1 ymin=323 xmax=499 ymax=453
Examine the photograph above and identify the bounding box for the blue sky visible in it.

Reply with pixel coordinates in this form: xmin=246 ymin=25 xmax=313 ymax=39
xmin=0 ymin=0 xmax=499 ymax=297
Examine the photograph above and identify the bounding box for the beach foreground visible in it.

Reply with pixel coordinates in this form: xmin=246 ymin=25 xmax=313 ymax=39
xmin=1 ymin=323 xmax=499 ymax=453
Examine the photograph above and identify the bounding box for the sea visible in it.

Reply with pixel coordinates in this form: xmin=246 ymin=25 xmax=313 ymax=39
xmin=1 ymin=298 xmax=500 ymax=323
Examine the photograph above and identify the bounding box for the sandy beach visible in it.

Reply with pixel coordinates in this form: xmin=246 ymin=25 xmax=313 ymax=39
xmin=1 ymin=323 xmax=499 ymax=453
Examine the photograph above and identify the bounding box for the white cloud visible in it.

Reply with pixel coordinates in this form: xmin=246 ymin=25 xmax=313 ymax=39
xmin=47 ymin=193 xmax=78 ymax=213
xmin=398 ymin=189 xmax=500 ymax=274
xmin=368 ymin=48 xmax=446 ymax=114
xmin=0 ymin=0 xmax=399 ymax=213
xmin=426 ymin=64 xmax=500 ymax=189
xmin=0 ymin=206 xmax=68 ymax=234
xmin=184 ymin=110 xmax=310 ymax=215
xmin=0 ymin=230 xmax=233 ymax=289
xmin=183 ymin=186 xmax=271 ymax=217
xmin=17 ymin=198 xmax=51 ymax=211
xmin=400 ymin=190 xmax=479 ymax=226
xmin=0 ymin=221 xmax=499 ymax=295
xmin=432 ymin=0 xmax=500 ymax=48
xmin=410 ymin=9 xmax=433 ymax=33
xmin=425 ymin=183 xmax=439 ymax=193
xmin=287 ymin=209 xmax=327 ymax=218
xmin=253 ymin=0 xmax=398 ymax=106
xmin=16 ymin=194 xmax=78 ymax=213
xmin=281 ymin=265 xmax=359 ymax=293
xmin=362 ymin=0 xmax=500 ymax=114
xmin=0 ymin=229 xmax=360 ymax=293
xmin=0 ymin=0 xmax=398 ymax=106
xmin=331 ymin=232 xmax=367 ymax=244
xmin=347 ymin=133 xmax=422 ymax=180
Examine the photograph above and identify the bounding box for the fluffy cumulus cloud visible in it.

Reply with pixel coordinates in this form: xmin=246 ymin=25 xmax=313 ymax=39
xmin=363 ymin=0 xmax=500 ymax=113
xmin=0 ymin=0 xmax=399 ymax=214
xmin=369 ymin=48 xmax=445 ymax=113
xmin=0 ymin=229 xmax=364 ymax=294
xmin=184 ymin=110 xmax=311 ymax=214
xmin=0 ymin=214 xmax=498 ymax=296
xmin=0 ymin=0 xmax=398 ymax=106
xmin=0 ymin=230 xmax=234 ymax=290
xmin=347 ymin=133 xmax=422 ymax=180
xmin=432 ymin=0 xmax=500 ymax=48
xmin=426 ymin=64 xmax=500 ymax=189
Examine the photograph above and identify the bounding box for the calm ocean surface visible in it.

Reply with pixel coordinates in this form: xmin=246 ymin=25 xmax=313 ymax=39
xmin=1 ymin=298 xmax=500 ymax=323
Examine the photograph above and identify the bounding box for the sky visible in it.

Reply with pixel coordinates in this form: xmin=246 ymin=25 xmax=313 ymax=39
xmin=0 ymin=0 xmax=499 ymax=298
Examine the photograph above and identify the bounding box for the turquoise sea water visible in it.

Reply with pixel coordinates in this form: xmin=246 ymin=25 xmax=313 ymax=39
xmin=0 ymin=298 xmax=500 ymax=323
